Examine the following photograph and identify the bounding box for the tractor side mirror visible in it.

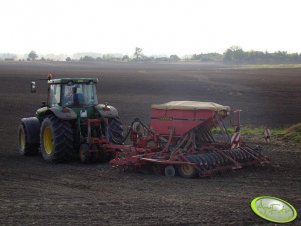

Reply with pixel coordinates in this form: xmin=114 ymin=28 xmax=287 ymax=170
xmin=31 ymin=81 xmax=37 ymax=93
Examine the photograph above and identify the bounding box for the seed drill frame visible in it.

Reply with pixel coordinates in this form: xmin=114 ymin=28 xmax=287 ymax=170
xmin=109 ymin=101 xmax=270 ymax=178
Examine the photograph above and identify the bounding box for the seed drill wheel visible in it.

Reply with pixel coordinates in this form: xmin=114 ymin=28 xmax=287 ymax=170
xmin=40 ymin=115 xmax=74 ymax=162
xmin=79 ymin=144 xmax=91 ymax=163
xmin=164 ymin=165 xmax=176 ymax=177
xmin=177 ymin=164 xmax=198 ymax=178
xmin=18 ymin=124 xmax=38 ymax=155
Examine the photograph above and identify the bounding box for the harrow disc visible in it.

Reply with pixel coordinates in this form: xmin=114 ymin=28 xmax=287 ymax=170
xmin=202 ymin=154 xmax=210 ymax=169
xmin=184 ymin=147 xmax=264 ymax=175
xmin=197 ymin=155 xmax=205 ymax=166
xmin=208 ymin=153 xmax=215 ymax=167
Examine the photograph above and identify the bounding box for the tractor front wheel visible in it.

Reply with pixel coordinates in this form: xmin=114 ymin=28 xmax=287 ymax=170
xmin=40 ymin=115 xmax=74 ymax=162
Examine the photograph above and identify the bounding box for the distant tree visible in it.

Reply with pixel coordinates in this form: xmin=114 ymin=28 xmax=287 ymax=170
xmin=65 ymin=57 xmax=72 ymax=61
xmin=134 ymin=47 xmax=143 ymax=61
xmin=170 ymin=55 xmax=180 ymax=62
xmin=28 ymin=50 xmax=38 ymax=61
xmin=80 ymin=56 xmax=95 ymax=61
xmin=122 ymin=55 xmax=130 ymax=62
xmin=223 ymin=46 xmax=244 ymax=63
xmin=223 ymin=49 xmax=233 ymax=63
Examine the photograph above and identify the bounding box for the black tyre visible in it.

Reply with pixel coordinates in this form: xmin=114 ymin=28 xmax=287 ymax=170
xmin=177 ymin=164 xmax=198 ymax=178
xmin=108 ymin=117 xmax=124 ymax=144
xmin=164 ymin=165 xmax=176 ymax=177
xmin=40 ymin=115 xmax=74 ymax=162
xmin=18 ymin=117 xmax=40 ymax=156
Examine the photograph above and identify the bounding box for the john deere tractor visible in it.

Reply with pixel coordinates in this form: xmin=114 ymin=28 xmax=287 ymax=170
xmin=18 ymin=77 xmax=123 ymax=163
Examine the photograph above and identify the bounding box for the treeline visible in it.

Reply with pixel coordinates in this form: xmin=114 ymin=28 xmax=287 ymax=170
xmin=77 ymin=54 xmax=181 ymax=63
xmin=77 ymin=47 xmax=301 ymax=64
xmin=223 ymin=46 xmax=301 ymax=64
xmin=1 ymin=47 xmax=301 ymax=64
xmin=191 ymin=53 xmax=223 ymax=62
xmin=77 ymin=48 xmax=181 ymax=63
xmin=191 ymin=47 xmax=301 ymax=64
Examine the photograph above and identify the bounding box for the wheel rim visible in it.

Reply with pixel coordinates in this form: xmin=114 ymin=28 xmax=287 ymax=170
xmin=180 ymin=164 xmax=195 ymax=177
xmin=43 ymin=127 xmax=53 ymax=155
xmin=19 ymin=128 xmax=25 ymax=151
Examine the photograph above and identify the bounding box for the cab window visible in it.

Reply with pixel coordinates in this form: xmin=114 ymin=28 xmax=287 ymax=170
xmin=49 ymin=84 xmax=61 ymax=107
xmin=61 ymin=83 xmax=98 ymax=106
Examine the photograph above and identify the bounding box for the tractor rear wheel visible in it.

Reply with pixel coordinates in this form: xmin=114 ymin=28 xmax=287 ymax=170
xmin=18 ymin=120 xmax=39 ymax=156
xmin=108 ymin=117 xmax=124 ymax=144
xmin=177 ymin=164 xmax=198 ymax=178
xmin=40 ymin=115 xmax=74 ymax=162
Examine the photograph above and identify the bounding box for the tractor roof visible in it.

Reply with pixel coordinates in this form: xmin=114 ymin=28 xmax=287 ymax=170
xmin=48 ymin=78 xmax=98 ymax=84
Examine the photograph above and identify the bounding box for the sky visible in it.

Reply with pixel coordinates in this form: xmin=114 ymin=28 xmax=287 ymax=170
xmin=0 ymin=0 xmax=300 ymax=56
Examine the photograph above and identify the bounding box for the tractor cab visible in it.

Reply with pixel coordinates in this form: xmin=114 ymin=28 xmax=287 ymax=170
xmin=48 ymin=78 xmax=99 ymax=108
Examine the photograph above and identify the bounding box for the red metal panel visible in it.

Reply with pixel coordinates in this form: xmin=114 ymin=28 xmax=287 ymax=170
xmin=150 ymin=120 xmax=200 ymax=136
xmin=150 ymin=108 xmax=215 ymax=136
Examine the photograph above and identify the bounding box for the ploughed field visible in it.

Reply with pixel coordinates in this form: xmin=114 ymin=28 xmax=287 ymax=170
xmin=0 ymin=61 xmax=300 ymax=225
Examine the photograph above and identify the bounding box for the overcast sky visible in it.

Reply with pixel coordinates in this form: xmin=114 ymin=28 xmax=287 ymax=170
xmin=0 ymin=0 xmax=300 ymax=56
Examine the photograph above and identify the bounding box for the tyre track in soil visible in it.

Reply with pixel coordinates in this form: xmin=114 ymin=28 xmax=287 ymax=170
xmin=0 ymin=62 xmax=300 ymax=225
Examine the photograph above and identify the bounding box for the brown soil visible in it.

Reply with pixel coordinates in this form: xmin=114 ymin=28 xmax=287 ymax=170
xmin=0 ymin=61 xmax=300 ymax=225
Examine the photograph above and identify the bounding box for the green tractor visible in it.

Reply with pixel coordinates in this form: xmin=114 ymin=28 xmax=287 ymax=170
xmin=18 ymin=77 xmax=124 ymax=163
